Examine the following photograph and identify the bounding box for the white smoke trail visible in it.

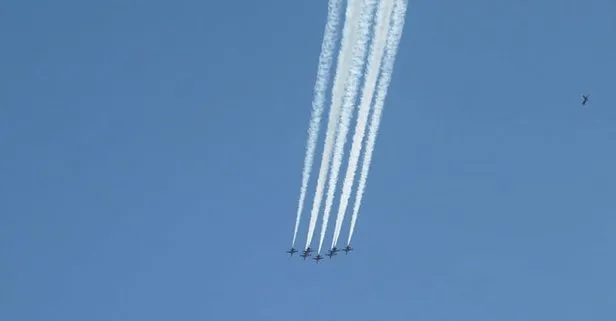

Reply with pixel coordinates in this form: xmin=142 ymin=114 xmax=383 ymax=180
xmin=291 ymin=0 xmax=343 ymax=248
xmin=347 ymin=0 xmax=408 ymax=245
xmin=317 ymin=0 xmax=378 ymax=254
xmin=305 ymin=0 xmax=363 ymax=250
xmin=330 ymin=0 xmax=394 ymax=248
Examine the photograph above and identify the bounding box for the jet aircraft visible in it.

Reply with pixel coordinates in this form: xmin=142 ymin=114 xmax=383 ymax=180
xmin=300 ymin=247 xmax=312 ymax=260
xmin=286 ymin=248 xmax=298 ymax=256
xmin=326 ymin=247 xmax=339 ymax=259
xmin=582 ymin=94 xmax=589 ymax=105
xmin=313 ymin=254 xmax=323 ymax=263
xmin=342 ymin=245 xmax=353 ymax=254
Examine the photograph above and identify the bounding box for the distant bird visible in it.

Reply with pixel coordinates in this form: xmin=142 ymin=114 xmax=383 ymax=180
xmin=582 ymin=94 xmax=589 ymax=106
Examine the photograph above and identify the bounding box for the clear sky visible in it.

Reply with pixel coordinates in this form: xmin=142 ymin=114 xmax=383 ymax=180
xmin=1 ymin=0 xmax=615 ymax=320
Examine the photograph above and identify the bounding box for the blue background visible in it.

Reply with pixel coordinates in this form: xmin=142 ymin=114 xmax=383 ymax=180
xmin=1 ymin=0 xmax=615 ymax=320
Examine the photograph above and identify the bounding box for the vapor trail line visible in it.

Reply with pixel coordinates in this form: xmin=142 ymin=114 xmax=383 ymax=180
xmin=347 ymin=0 xmax=408 ymax=245
xmin=317 ymin=0 xmax=378 ymax=254
xmin=291 ymin=0 xmax=343 ymax=248
xmin=330 ymin=0 xmax=394 ymax=248
xmin=305 ymin=0 xmax=363 ymax=250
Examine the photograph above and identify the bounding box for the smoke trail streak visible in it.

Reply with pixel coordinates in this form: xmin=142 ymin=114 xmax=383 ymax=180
xmin=330 ymin=0 xmax=394 ymax=248
xmin=305 ymin=0 xmax=362 ymax=249
xmin=291 ymin=0 xmax=343 ymax=247
xmin=347 ymin=0 xmax=408 ymax=245
xmin=317 ymin=0 xmax=378 ymax=254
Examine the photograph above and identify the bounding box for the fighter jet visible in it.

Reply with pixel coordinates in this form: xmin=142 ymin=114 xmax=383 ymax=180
xmin=286 ymin=248 xmax=298 ymax=256
xmin=342 ymin=245 xmax=353 ymax=254
xmin=325 ymin=247 xmax=339 ymax=259
xmin=582 ymin=94 xmax=589 ymax=105
xmin=313 ymin=254 xmax=323 ymax=263
xmin=299 ymin=247 xmax=312 ymax=260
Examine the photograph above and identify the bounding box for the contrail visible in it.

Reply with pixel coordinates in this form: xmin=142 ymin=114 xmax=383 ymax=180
xmin=291 ymin=0 xmax=343 ymax=248
xmin=347 ymin=0 xmax=407 ymax=245
xmin=330 ymin=0 xmax=395 ymax=248
xmin=317 ymin=0 xmax=378 ymax=254
xmin=305 ymin=0 xmax=363 ymax=250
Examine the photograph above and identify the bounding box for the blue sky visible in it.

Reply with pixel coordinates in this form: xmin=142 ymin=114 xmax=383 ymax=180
xmin=1 ymin=0 xmax=615 ymax=320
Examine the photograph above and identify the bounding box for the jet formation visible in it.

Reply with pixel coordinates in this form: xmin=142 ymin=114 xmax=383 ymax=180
xmin=286 ymin=245 xmax=353 ymax=263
